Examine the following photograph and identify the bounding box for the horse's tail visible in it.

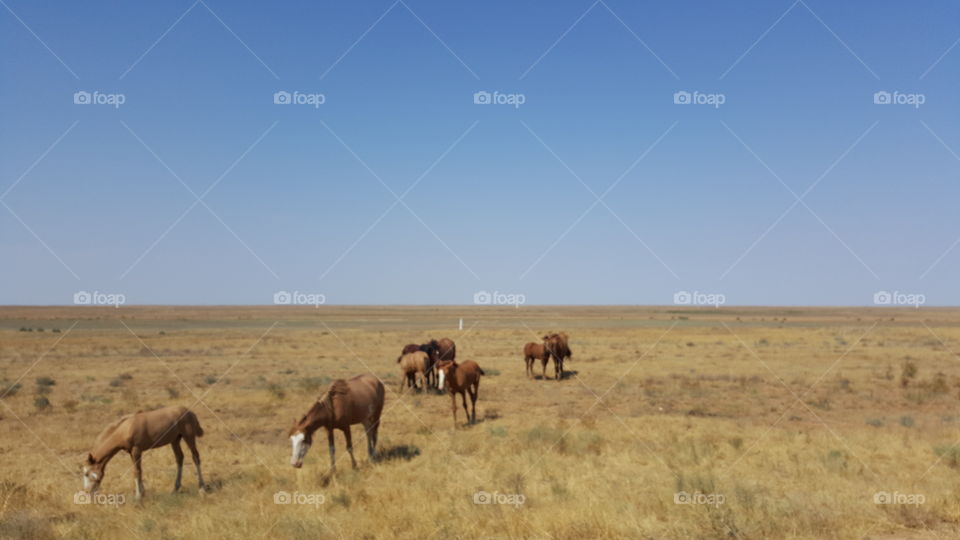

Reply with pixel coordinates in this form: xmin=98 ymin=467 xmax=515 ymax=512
xmin=478 ymin=367 xmax=486 ymax=375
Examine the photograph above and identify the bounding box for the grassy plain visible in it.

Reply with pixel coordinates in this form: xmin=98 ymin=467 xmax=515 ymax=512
xmin=2 ymin=305 xmax=960 ymax=539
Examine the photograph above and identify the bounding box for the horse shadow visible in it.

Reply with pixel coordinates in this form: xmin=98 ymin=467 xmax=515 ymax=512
xmin=377 ymin=444 xmax=421 ymax=463
xmin=532 ymin=370 xmax=578 ymax=381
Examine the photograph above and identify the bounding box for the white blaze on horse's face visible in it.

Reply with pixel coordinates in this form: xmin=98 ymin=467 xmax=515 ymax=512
xmin=437 ymin=368 xmax=445 ymax=390
xmin=82 ymin=466 xmax=100 ymax=493
xmin=290 ymin=431 xmax=310 ymax=468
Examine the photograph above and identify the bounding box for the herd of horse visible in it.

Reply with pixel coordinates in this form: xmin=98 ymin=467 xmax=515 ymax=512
xmin=80 ymin=332 xmax=573 ymax=499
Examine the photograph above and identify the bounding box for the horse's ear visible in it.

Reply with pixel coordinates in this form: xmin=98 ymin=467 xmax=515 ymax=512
xmin=86 ymin=453 xmax=95 ymax=465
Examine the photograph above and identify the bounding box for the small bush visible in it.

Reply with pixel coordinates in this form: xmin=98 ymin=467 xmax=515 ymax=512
xmin=900 ymin=416 xmax=915 ymax=428
xmin=34 ymin=396 xmax=50 ymax=411
xmin=166 ymin=386 xmax=180 ymax=399
xmin=901 ymin=361 xmax=918 ymax=388
xmin=35 ymin=377 xmax=55 ymax=387
xmin=866 ymin=418 xmax=884 ymax=427
xmin=204 ymin=375 xmax=218 ymax=385
xmin=934 ymin=445 xmax=960 ymax=468
xmin=1 ymin=382 xmax=22 ymax=398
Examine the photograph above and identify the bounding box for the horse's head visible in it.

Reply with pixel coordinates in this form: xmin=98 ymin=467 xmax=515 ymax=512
xmin=288 ymin=420 xmax=312 ymax=468
xmin=82 ymin=453 xmax=105 ymax=493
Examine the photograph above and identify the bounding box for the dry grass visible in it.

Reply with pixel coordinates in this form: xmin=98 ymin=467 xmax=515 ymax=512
xmin=2 ymin=306 xmax=960 ymax=539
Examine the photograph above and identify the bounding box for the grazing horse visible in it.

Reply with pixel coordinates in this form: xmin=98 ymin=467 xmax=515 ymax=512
xmin=289 ymin=374 xmax=385 ymax=472
xmin=436 ymin=359 xmax=484 ymax=426
xmin=398 ymin=351 xmax=431 ymax=393
xmin=543 ymin=332 xmax=572 ymax=381
xmin=400 ymin=342 xmax=440 ymax=389
xmin=523 ymin=342 xmax=548 ymax=379
xmin=82 ymin=406 xmax=205 ymax=499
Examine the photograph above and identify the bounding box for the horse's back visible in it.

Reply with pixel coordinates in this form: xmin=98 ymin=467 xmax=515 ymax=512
xmin=336 ymin=374 xmax=385 ymax=424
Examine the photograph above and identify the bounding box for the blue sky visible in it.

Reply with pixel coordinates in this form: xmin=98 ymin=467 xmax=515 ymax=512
xmin=1 ymin=1 xmax=959 ymax=305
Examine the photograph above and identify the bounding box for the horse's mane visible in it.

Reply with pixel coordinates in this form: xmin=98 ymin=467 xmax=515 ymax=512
xmin=93 ymin=413 xmax=133 ymax=447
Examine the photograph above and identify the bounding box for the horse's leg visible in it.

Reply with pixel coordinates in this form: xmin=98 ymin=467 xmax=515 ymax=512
xmin=343 ymin=427 xmax=357 ymax=469
xmin=555 ymin=355 xmax=561 ymax=381
xmin=450 ymin=393 xmax=458 ymax=427
xmin=131 ymin=448 xmax=144 ymax=499
xmin=460 ymin=391 xmax=470 ymax=424
xmin=184 ymin=436 xmax=205 ymax=490
xmin=399 ymin=373 xmax=406 ymax=394
xmin=541 ymin=356 xmax=548 ymax=379
xmin=468 ymin=386 xmax=477 ymax=424
xmin=171 ymin=437 xmax=184 ymax=492
xmin=367 ymin=418 xmax=380 ymax=460
xmin=326 ymin=428 xmax=336 ymax=473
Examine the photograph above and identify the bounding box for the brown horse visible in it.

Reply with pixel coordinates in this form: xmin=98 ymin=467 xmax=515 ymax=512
xmin=436 ymin=359 xmax=484 ymax=426
xmin=82 ymin=406 xmax=205 ymax=499
xmin=401 ymin=342 xmax=440 ymax=389
xmin=436 ymin=338 xmax=456 ymax=362
xmin=398 ymin=351 xmax=431 ymax=393
xmin=543 ymin=332 xmax=572 ymax=381
xmin=289 ymin=374 xmax=385 ymax=472
xmin=523 ymin=342 xmax=548 ymax=379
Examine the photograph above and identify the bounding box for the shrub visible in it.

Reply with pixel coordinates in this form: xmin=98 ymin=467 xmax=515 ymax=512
xmin=34 ymin=396 xmax=50 ymax=411
xmin=35 ymin=377 xmax=55 ymax=387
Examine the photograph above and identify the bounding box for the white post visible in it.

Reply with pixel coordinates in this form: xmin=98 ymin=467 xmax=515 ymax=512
xmin=459 ymin=318 xmax=463 ymax=331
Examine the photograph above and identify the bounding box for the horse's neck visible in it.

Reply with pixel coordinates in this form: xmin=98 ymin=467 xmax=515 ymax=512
xmin=303 ymin=400 xmax=332 ymax=433
xmin=91 ymin=436 xmax=125 ymax=464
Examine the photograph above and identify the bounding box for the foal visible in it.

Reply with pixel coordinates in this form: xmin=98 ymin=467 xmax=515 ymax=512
xmin=436 ymin=359 xmax=484 ymax=426
xmin=82 ymin=406 xmax=205 ymax=499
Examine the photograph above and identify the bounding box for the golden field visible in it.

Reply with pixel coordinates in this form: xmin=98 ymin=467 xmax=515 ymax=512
xmin=2 ymin=305 xmax=960 ymax=539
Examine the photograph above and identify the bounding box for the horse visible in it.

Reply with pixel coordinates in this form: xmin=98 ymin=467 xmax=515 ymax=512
xmin=82 ymin=406 xmax=205 ymax=499
xmin=436 ymin=359 xmax=484 ymax=426
xmin=398 ymin=351 xmax=431 ymax=393
xmin=436 ymin=338 xmax=456 ymax=362
xmin=289 ymin=374 xmax=385 ymax=473
xmin=400 ymin=342 xmax=440 ymax=389
xmin=523 ymin=342 xmax=548 ymax=379
xmin=543 ymin=332 xmax=571 ymax=381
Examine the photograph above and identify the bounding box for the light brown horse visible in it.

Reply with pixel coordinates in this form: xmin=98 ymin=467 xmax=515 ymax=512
xmin=289 ymin=374 xmax=385 ymax=472
xmin=523 ymin=342 xmax=548 ymax=379
xmin=436 ymin=359 xmax=484 ymax=426
xmin=398 ymin=350 xmax=431 ymax=393
xmin=82 ymin=406 xmax=205 ymax=499
xmin=543 ymin=332 xmax=572 ymax=381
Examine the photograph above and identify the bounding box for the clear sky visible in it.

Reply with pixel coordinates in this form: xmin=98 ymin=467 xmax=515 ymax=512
xmin=2 ymin=1 xmax=959 ymax=305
